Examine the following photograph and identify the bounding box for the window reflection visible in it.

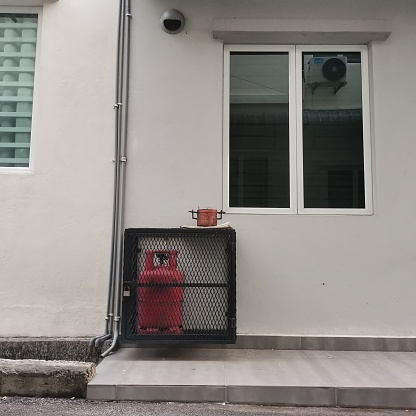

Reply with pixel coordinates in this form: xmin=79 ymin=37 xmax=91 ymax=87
xmin=302 ymin=53 xmax=365 ymax=209
xmin=229 ymin=53 xmax=290 ymax=208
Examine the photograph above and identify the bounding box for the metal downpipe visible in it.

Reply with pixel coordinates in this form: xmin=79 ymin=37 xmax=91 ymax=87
xmin=90 ymin=0 xmax=126 ymax=349
xmin=101 ymin=0 xmax=131 ymax=359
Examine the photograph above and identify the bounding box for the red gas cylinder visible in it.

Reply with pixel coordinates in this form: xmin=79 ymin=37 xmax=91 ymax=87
xmin=138 ymin=250 xmax=184 ymax=334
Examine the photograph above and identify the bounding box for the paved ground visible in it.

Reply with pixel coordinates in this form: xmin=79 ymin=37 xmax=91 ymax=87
xmin=0 ymin=398 xmax=416 ymax=416
xmin=88 ymin=348 xmax=416 ymax=408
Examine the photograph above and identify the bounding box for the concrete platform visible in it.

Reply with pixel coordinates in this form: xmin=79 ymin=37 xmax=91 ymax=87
xmin=87 ymin=348 xmax=416 ymax=408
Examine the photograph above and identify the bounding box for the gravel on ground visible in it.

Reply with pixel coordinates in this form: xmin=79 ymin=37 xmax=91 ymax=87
xmin=1 ymin=397 xmax=416 ymax=416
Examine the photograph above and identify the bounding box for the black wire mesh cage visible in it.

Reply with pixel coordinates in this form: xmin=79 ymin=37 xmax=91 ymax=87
xmin=122 ymin=228 xmax=236 ymax=343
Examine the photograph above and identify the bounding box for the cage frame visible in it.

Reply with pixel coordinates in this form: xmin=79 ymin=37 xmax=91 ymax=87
xmin=121 ymin=228 xmax=237 ymax=344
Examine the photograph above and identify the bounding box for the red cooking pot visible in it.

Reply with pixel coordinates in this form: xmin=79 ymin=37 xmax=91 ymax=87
xmin=189 ymin=209 xmax=225 ymax=227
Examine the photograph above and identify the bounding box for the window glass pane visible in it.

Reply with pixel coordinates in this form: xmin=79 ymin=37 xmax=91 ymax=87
xmin=302 ymin=52 xmax=365 ymax=208
xmin=229 ymin=52 xmax=290 ymax=208
xmin=0 ymin=14 xmax=38 ymax=168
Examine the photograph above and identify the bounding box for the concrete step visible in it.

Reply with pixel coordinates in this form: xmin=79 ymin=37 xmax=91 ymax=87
xmin=1 ymin=359 xmax=96 ymax=398
xmin=87 ymin=348 xmax=416 ymax=408
xmin=0 ymin=337 xmax=103 ymax=363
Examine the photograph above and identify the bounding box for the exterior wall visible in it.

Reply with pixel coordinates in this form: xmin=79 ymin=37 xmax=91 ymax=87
xmin=0 ymin=0 xmax=117 ymax=336
xmin=125 ymin=0 xmax=416 ymax=336
xmin=1 ymin=0 xmax=416 ymax=338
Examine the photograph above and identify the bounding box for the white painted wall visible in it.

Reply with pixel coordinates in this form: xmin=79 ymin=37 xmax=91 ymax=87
xmin=1 ymin=0 xmax=416 ymax=337
xmin=0 ymin=0 xmax=117 ymax=336
xmin=125 ymin=0 xmax=416 ymax=336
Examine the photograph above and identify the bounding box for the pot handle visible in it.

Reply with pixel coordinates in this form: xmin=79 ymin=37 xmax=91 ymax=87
xmin=189 ymin=210 xmax=198 ymax=220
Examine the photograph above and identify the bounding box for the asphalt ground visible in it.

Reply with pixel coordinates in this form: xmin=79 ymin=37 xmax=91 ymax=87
xmin=0 ymin=398 xmax=416 ymax=416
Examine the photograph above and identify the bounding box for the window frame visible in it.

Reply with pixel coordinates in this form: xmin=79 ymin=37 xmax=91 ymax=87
xmin=223 ymin=44 xmax=373 ymax=215
xmin=0 ymin=7 xmax=42 ymax=175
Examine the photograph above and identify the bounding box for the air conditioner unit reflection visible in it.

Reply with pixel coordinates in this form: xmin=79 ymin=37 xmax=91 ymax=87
xmin=305 ymin=56 xmax=347 ymax=93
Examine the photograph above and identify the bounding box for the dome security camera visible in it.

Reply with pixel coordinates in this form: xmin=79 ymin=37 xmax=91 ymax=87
xmin=160 ymin=9 xmax=185 ymax=34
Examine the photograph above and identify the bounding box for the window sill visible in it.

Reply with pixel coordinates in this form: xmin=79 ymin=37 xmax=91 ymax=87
xmin=225 ymin=207 xmax=373 ymax=216
xmin=0 ymin=167 xmax=33 ymax=175
xmin=0 ymin=0 xmax=58 ymax=6
xmin=213 ymin=18 xmax=391 ymax=44
xmin=226 ymin=207 xmax=296 ymax=215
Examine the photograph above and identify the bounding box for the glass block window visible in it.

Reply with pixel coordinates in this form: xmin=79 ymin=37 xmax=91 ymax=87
xmin=0 ymin=14 xmax=38 ymax=168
